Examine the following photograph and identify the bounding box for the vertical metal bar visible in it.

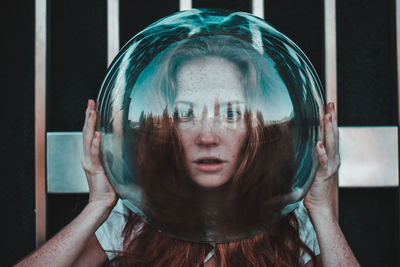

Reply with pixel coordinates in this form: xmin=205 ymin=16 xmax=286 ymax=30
xmin=35 ymin=0 xmax=47 ymax=248
xmin=396 ymin=1 xmax=400 ymax=131
xmin=397 ymin=1 xmax=400 ymax=126
xmin=324 ymin=0 xmax=339 ymax=218
xmin=395 ymin=0 xmax=400 ymax=263
xmin=252 ymin=0 xmax=264 ymax=19
xmin=107 ymin=0 xmax=120 ymax=67
xmin=325 ymin=0 xmax=337 ymax=106
xmin=180 ymin=0 xmax=192 ymax=11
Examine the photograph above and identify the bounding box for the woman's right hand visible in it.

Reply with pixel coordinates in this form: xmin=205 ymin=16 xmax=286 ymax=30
xmin=82 ymin=99 xmax=117 ymax=210
xmin=15 ymin=100 xmax=116 ymax=267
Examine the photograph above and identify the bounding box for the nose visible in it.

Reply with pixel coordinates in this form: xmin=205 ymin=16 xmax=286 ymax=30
xmin=194 ymin=115 xmax=220 ymax=147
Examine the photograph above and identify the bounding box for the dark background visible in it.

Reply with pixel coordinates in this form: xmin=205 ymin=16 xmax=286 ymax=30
xmin=2 ymin=0 xmax=399 ymax=266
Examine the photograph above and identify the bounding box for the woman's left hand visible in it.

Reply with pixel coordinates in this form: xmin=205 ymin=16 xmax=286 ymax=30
xmin=304 ymin=102 xmax=340 ymax=218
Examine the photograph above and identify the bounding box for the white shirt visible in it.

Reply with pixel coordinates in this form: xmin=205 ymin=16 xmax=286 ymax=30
xmin=95 ymin=199 xmax=320 ymax=264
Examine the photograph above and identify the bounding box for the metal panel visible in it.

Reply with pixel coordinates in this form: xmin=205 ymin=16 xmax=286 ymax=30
xmin=180 ymin=0 xmax=192 ymax=10
xmin=47 ymin=127 xmax=399 ymax=193
xmin=324 ymin=0 xmax=337 ymax=106
xmin=395 ymin=0 xmax=400 ymax=260
xmin=324 ymin=0 xmax=338 ymax=217
xmin=35 ymin=0 xmax=47 ymax=248
xmin=107 ymin=0 xmax=120 ymax=66
xmin=397 ymin=0 xmax=400 ymax=127
xmin=252 ymin=0 xmax=264 ymax=19
xmin=339 ymin=127 xmax=399 ymax=187
xmin=47 ymin=132 xmax=89 ymax=193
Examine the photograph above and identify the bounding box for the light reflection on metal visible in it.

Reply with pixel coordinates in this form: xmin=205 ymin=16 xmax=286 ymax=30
xmin=252 ymin=0 xmax=264 ymax=19
xmin=35 ymin=0 xmax=47 ymax=248
xmin=395 ymin=0 xmax=400 ymax=257
xmin=324 ymin=0 xmax=337 ymax=107
xmin=107 ymin=0 xmax=120 ymax=66
xmin=339 ymin=127 xmax=399 ymax=187
xmin=47 ymin=133 xmax=88 ymax=193
xmin=324 ymin=0 xmax=338 ymax=217
xmin=397 ymin=0 xmax=400 ymax=127
xmin=179 ymin=0 xmax=191 ymax=11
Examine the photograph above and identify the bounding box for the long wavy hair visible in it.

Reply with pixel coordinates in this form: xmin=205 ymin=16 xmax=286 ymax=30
xmin=110 ymin=35 xmax=317 ymax=266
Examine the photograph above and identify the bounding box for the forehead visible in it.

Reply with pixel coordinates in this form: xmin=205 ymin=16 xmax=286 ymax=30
xmin=175 ymin=56 xmax=245 ymax=105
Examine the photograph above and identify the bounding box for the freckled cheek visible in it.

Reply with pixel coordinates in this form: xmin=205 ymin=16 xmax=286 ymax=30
xmin=228 ymin=132 xmax=247 ymax=161
xmin=176 ymin=131 xmax=193 ymax=161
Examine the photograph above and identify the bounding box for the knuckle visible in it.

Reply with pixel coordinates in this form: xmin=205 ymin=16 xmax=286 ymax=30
xmin=92 ymin=138 xmax=99 ymax=146
xmin=329 ymin=163 xmax=339 ymax=174
xmin=81 ymin=158 xmax=91 ymax=171
xmin=335 ymin=156 xmax=341 ymax=167
xmin=81 ymin=159 xmax=87 ymax=169
xmin=83 ymin=135 xmax=92 ymax=144
xmin=330 ymin=165 xmax=336 ymax=172
xmin=320 ymin=157 xmax=328 ymax=166
xmin=90 ymin=152 xmax=99 ymax=160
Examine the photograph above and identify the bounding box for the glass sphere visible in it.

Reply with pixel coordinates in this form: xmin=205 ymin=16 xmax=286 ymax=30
xmin=97 ymin=9 xmax=325 ymax=242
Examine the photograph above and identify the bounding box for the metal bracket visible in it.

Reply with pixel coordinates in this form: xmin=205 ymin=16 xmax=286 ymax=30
xmin=47 ymin=127 xmax=399 ymax=193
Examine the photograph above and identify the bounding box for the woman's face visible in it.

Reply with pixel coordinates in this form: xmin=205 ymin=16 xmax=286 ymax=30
xmin=175 ymin=56 xmax=247 ymax=188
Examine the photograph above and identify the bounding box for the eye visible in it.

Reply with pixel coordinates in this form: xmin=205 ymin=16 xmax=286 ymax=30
xmin=179 ymin=109 xmax=193 ymax=119
xmin=225 ymin=108 xmax=242 ymax=122
xmin=174 ymin=104 xmax=194 ymax=122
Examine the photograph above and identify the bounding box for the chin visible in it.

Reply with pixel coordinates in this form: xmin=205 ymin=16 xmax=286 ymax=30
xmin=192 ymin=175 xmax=231 ymax=188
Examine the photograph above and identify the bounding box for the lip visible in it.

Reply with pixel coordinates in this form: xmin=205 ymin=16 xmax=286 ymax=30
xmin=192 ymin=157 xmax=226 ymax=172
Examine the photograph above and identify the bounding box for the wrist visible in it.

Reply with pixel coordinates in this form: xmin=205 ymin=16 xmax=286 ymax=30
xmin=88 ymin=191 xmax=118 ymax=210
xmin=85 ymin=200 xmax=115 ymax=223
xmin=307 ymin=205 xmax=337 ymax=223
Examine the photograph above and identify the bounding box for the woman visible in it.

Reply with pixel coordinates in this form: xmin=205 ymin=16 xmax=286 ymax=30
xmin=127 ymin=36 xmax=299 ymax=244
xmin=16 ymin=36 xmax=359 ymax=267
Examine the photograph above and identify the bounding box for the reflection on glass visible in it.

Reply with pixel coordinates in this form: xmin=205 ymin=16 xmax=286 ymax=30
xmin=97 ymin=9 xmax=324 ymax=242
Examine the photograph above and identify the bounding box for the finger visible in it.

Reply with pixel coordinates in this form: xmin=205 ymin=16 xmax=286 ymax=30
xmin=85 ymin=100 xmax=90 ymax=119
xmin=83 ymin=99 xmax=95 ymax=134
xmin=83 ymin=110 xmax=97 ymax=158
xmin=327 ymin=102 xmax=335 ymax=117
xmin=91 ymin=131 xmax=102 ymax=166
xmin=316 ymin=141 xmax=328 ymax=167
xmin=88 ymin=99 xmax=96 ymax=110
xmin=324 ymin=113 xmax=336 ymax=160
xmin=84 ymin=99 xmax=95 ymax=123
xmin=331 ymin=113 xmax=339 ymax=153
xmin=83 ymin=102 xmax=89 ymax=134
xmin=327 ymin=102 xmax=339 ymax=140
xmin=83 ymin=102 xmax=89 ymax=152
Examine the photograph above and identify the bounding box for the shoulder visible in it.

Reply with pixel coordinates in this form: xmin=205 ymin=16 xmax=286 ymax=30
xmin=293 ymin=200 xmax=320 ymax=264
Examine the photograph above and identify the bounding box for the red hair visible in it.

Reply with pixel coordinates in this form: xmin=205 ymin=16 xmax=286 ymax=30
xmin=111 ymin=212 xmax=316 ymax=266
xmin=109 ymin=36 xmax=317 ymax=266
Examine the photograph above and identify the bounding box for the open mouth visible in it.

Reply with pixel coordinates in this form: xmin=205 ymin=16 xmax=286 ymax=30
xmin=193 ymin=158 xmax=226 ymax=172
xmin=196 ymin=159 xmax=223 ymax=164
